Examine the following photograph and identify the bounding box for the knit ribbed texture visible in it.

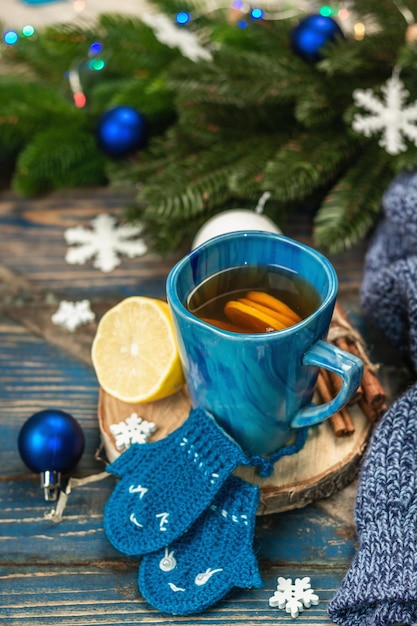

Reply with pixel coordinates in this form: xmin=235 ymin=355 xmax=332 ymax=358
xmin=104 ymin=407 xmax=248 ymax=555
xmin=328 ymin=384 xmax=417 ymax=625
xmin=361 ymin=170 xmax=417 ymax=369
xmin=331 ymin=169 xmax=417 ymax=624
xmin=138 ymin=475 xmax=262 ymax=615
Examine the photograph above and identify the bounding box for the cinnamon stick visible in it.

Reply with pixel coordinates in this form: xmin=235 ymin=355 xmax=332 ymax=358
xmin=359 ymin=397 xmax=388 ymax=423
xmin=325 ymin=367 xmax=355 ymax=437
xmin=315 ymin=300 xmax=389 ymax=438
xmin=332 ymin=302 xmax=387 ymax=416
xmin=335 ymin=334 xmax=386 ymax=411
xmin=330 ymin=405 xmax=355 ymax=437
xmin=317 ymin=370 xmax=355 ymax=437
xmin=327 ymin=367 xmax=364 ymax=406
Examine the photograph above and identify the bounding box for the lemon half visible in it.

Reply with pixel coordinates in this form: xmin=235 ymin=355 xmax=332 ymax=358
xmin=91 ymin=296 xmax=185 ymax=403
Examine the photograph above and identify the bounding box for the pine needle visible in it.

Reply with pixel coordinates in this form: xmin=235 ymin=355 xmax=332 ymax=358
xmin=313 ymin=147 xmax=394 ymax=253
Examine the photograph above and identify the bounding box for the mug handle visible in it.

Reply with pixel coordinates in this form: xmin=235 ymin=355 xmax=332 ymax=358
xmin=290 ymin=339 xmax=364 ymax=429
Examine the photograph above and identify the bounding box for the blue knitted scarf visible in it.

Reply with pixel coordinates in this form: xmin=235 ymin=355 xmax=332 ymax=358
xmin=329 ymin=169 xmax=417 ymax=625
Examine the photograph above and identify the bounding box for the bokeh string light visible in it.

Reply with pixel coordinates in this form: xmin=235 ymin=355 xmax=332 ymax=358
xmin=173 ymin=2 xmax=356 ymax=32
xmin=4 ymin=30 xmax=19 ymax=45
xmin=176 ymin=11 xmax=191 ymax=24
xmin=1 ymin=3 xmax=367 ymax=53
xmin=68 ymin=66 xmax=87 ymax=108
xmin=0 ymin=19 xmax=105 ymax=108
xmin=1 ymin=0 xmax=86 ymax=48
xmin=67 ymin=41 xmax=106 ymax=108
xmin=3 ymin=25 xmax=36 ymax=46
xmin=1 ymin=3 xmax=385 ymax=78
xmin=73 ymin=0 xmax=86 ymax=11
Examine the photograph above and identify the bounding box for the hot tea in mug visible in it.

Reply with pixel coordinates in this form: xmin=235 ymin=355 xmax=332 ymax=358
xmin=167 ymin=232 xmax=363 ymax=456
xmin=187 ymin=264 xmax=321 ymax=334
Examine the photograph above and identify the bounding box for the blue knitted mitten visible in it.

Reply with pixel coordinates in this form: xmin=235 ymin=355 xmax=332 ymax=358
xmin=104 ymin=407 xmax=248 ymax=556
xmin=361 ymin=170 xmax=417 ymax=368
xmin=138 ymin=475 xmax=262 ymax=615
xmin=328 ymin=383 xmax=417 ymax=625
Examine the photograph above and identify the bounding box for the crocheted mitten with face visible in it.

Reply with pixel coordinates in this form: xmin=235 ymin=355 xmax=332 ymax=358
xmin=361 ymin=170 xmax=417 ymax=368
xmin=104 ymin=407 xmax=248 ymax=556
xmin=328 ymin=382 xmax=417 ymax=625
xmin=138 ymin=475 xmax=262 ymax=615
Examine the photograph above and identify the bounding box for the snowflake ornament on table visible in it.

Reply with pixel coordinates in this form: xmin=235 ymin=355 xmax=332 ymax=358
xmin=109 ymin=413 xmax=157 ymax=451
xmin=269 ymin=576 xmax=319 ymax=619
xmin=51 ymin=299 xmax=95 ymax=331
xmin=64 ymin=214 xmax=147 ymax=273
xmin=352 ymin=69 xmax=417 ymax=155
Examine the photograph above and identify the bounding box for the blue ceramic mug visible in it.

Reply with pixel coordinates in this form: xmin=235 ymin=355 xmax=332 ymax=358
xmin=166 ymin=232 xmax=363 ymax=457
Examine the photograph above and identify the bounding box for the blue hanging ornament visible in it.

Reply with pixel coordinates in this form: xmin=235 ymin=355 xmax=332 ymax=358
xmin=96 ymin=106 xmax=148 ymax=158
xmin=18 ymin=409 xmax=85 ymax=501
xmin=291 ymin=14 xmax=344 ymax=62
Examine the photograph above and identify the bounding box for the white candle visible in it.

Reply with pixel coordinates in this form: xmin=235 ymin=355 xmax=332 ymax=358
xmin=192 ymin=208 xmax=282 ymax=249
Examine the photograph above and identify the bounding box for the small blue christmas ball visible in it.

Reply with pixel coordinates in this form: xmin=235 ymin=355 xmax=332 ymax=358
xmin=291 ymin=14 xmax=344 ymax=62
xmin=96 ymin=106 xmax=148 ymax=158
xmin=18 ymin=409 xmax=85 ymax=474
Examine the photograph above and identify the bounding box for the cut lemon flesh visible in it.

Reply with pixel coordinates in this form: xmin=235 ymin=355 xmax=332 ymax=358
xmin=91 ymin=296 xmax=185 ymax=403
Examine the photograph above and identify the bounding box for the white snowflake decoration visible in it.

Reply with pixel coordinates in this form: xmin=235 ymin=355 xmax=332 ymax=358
xmin=269 ymin=576 xmax=319 ymax=619
xmin=110 ymin=413 xmax=157 ymax=451
xmin=51 ymin=299 xmax=95 ymax=332
xmin=352 ymin=71 xmax=417 ymax=155
xmin=64 ymin=214 xmax=147 ymax=273
xmin=141 ymin=12 xmax=212 ymax=62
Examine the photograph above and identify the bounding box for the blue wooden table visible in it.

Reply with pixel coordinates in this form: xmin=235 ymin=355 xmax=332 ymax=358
xmin=0 ymin=188 xmax=412 ymax=625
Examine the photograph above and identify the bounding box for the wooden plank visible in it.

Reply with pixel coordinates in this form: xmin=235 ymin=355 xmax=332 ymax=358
xmin=0 ymin=564 xmax=344 ymax=625
xmin=0 ymin=188 xmax=182 ymax=300
xmin=0 ymin=315 xmax=101 ymax=475
xmin=0 ymin=189 xmax=367 ymax=302
xmin=0 ymin=471 xmax=357 ymax=566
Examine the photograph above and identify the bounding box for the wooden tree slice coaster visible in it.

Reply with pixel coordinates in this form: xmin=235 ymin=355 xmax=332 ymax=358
xmin=236 ymin=403 xmax=371 ymax=514
xmin=98 ymin=387 xmax=373 ymax=514
xmin=98 ymin=386 xmax=191 ymax=464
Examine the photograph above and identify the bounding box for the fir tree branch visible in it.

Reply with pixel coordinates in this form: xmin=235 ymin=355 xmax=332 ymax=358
xmin=227 ymin=136 xmax=284 ymax=198
xmin=12 ymin=124 xmax=106 ymax=195
xmin=351 ymin=0 xmax=410 ymax=31
xmin=139 ymin=151 xmax=234 ymax=220
xmin=0 ymin=4 xmax=414 ymax=255
xmin=169 ymin=47 xmax=313 ymax=106
xmin=263 ymin=130 xmax=363 ymax=202
xmin=313 ymin=147 xmax=394 ymax=253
